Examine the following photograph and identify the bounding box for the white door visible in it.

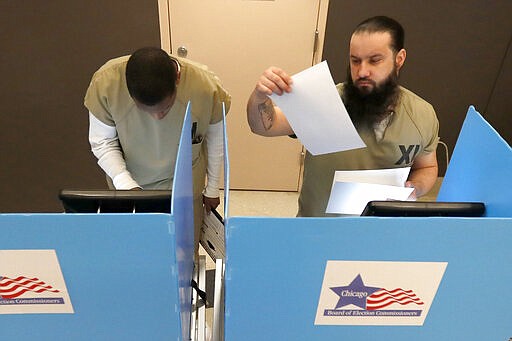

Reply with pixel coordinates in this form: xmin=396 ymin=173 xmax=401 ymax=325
xmin=159 ymin=0 xmax=329 ymax=191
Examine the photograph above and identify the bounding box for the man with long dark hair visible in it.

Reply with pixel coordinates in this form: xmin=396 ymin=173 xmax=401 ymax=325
xmin=247 ymin=16 xmax=439 ymax=216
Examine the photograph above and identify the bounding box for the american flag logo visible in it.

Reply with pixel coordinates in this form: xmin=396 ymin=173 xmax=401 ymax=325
xmin=366 ymin=288 xmax=424 ymax=310
xmin=0 ymin=275 xmax=60 ymax=299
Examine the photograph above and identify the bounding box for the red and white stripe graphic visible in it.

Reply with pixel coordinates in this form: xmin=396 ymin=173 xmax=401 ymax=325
xmin=0 ymin=276 xmax=60 ymax=299
xmin=366 ymin=288 xmax=424 ymax=310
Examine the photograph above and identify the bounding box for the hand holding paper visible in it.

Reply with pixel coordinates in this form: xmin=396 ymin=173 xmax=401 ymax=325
xmin=270 ymin=61 xmax=365 ymax=155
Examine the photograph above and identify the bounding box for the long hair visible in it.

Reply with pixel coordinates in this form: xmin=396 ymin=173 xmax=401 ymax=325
xmin=353 ymin=16 xmax=404 ymax=53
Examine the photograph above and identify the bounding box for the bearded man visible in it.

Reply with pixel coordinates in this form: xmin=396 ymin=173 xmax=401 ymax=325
xmin=246 ymin=16 xmax=439 ymax=217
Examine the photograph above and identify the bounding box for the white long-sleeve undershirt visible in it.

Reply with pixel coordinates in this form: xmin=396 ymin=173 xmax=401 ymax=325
xmin=88 ymin=112 xmax=139 ymax=189
xmin=203 ymin=120 xmax=223 ymax=198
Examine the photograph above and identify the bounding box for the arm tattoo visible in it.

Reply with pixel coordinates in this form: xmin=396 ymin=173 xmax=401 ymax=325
xmin=258 ymin=98 xmax=275 ymax=131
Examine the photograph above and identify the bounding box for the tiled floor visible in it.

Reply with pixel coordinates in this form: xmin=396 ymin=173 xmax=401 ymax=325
xmin=220 ymin=189 xmax=299 ymax=217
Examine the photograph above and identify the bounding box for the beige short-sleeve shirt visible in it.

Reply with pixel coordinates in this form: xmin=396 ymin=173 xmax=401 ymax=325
xmin=84 ymin=55 xmax=231 ymax=192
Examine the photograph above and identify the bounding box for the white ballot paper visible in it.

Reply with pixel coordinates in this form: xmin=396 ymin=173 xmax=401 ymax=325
xmin=333 ymin=167 xmax=411 ymax=186
xmin=270 ymin=61 xmax=365 ymax=155
xmin=326 ymin=167 xmax=414 ymax=215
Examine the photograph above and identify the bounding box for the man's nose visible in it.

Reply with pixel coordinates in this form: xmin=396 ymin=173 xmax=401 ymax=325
xmin=358 ymin=62 xmax=371 ymax=78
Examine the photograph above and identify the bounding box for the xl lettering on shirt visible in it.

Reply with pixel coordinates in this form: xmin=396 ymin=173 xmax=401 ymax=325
xmin=395 ymin=144 xmax=420 ymax=165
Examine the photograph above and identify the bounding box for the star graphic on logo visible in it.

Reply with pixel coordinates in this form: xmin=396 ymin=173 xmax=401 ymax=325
xmin=330 ymin=274 xmax=381 ymax=309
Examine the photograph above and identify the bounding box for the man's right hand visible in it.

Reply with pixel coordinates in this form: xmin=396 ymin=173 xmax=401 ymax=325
xmin=254 ymin=66 xmax=293 ymax=100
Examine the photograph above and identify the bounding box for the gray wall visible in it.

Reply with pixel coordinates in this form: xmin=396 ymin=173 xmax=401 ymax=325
xmin=1 ymin=1 xmax=160 ymax=212
xmin=322 ymin=1 xmax=512 ymax=174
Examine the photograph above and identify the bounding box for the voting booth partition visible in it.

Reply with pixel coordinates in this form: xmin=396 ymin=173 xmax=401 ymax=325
xmin=2 ymin=99 xmax=511 ymax=341
xmin=222 ymin=106 xmax=512 ymax=340
xmin=437 ymin=106 xmax=512 ymax=216
xmin=0 ymin=105 xmax=196 ymax=340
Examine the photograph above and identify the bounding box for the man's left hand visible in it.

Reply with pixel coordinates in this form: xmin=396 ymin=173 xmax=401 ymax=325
xmin=404 ymin=181 xmax=417 ymax=201
xmin=203 ymin=195 xmax=220 ymax=213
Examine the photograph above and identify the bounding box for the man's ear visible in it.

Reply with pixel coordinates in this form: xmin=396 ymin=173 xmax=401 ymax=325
xmin=395 ymin=48 xmax=406 ymax=71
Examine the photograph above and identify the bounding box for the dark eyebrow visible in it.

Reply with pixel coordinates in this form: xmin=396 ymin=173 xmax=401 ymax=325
xmin=369 ymin=53 xmax=385 ymax=59
xmin=350 ymin=53 xmax=385 ymax=60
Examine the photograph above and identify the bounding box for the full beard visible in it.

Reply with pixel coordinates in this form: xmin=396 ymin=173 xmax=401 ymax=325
xmin=343 ymin=68 xmax=401 ymax=129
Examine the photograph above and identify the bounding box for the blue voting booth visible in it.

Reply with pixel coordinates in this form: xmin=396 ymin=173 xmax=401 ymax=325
xmin=222 ymin=106 xmax=512 ymax=340
xmin=0 ymin=105 xmax=195 ymax=340
xmin=2 ymin=103 xmax=510 ymax=340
